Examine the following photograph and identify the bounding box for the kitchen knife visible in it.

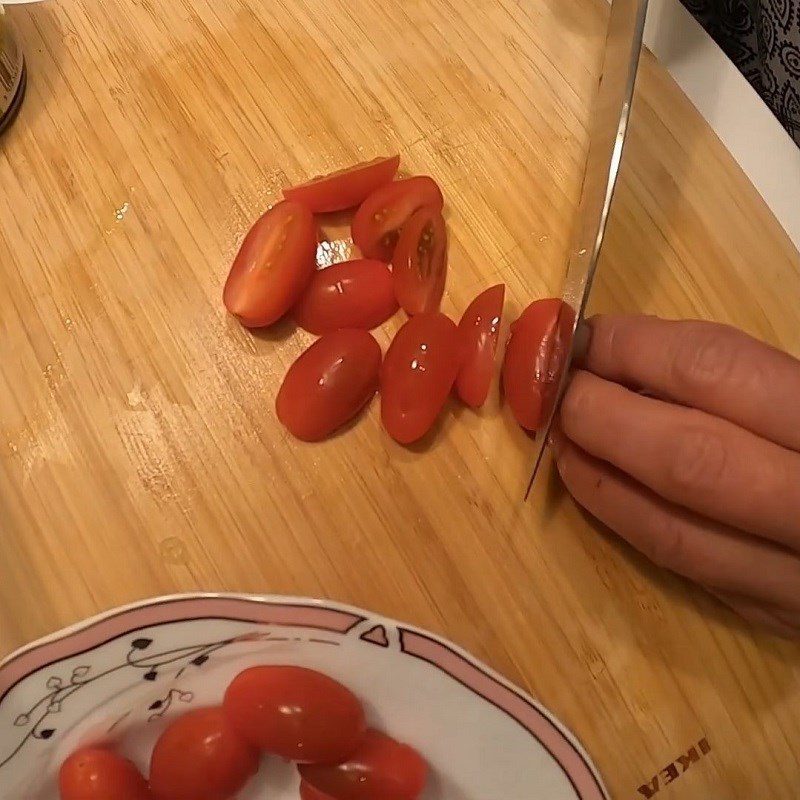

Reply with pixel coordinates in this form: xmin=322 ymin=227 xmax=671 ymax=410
xmin=526 ymin=0 xmax=649 ymax=498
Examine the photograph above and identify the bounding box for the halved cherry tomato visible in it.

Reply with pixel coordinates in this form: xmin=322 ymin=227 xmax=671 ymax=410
xmin=223 ymin=666 xmax=366 ymax=763
xmin=300 ymin=782 xmax=337 ymax=800
xmin=502 ymin=298 xmax=573 ymax=431
xmin=455 ymin=284 xmax=505 ymax=408
xmin=380 ymin=312 xmax=460 ymax=444
xmin=284 ymin=156 xmax=401 ymax=213
xmin=59 ymin=748 xmax=152 ymax=800
xmin=352 ymin=176 xmax=444 ymax=263
xmin=276 ymin=330 xmax=381 ymax=441
xmin=299 ymin=729 xmax=428 ymax=800
xmin=149 ymin=707 xmax=258 ymax=800
xmin=293 ymin=259 xmax=398 ymax=334
xmin=223 ymin=200 xmax=317 ymax=328
xmin=392 ymin=206 xmax=448 ymax=315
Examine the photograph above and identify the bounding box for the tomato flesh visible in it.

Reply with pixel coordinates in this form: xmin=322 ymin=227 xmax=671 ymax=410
xmin=299 ymin=729 xmax=428 ymax=800
xmin=455 ymin=284 xmax=505 ymax=408
xmin=223 ymin=200 xmax=317 ymax=328
xmin=223 ymin=665 xmax=366 ymax=763
xmin=59 ymin=748 xmax=152 ymax=800
xmin=300 ymin=781 xmax=338 ymax=800
xmin=502 ymin=298 xmax=573 ymax=431
xmin=392 ymin=206 xmax=448 ymax=315
xmin=380 ymin=312 xmax=461 ymax=444
xmin=276 ymin=330 xmax=381 ymax=442
xmin=293 ymin=259 xmax=398 ymax=334
xmin=352 ymin=176 xmax=444 ymax=263
xmin=284 ymin=156 xmax=401 ymax=213
xmin=149 ymin=707 xmax=258 ymax=800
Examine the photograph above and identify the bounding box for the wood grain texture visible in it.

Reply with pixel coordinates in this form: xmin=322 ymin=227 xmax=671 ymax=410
xmin=1 ymin=0 xmax=799 ymax=797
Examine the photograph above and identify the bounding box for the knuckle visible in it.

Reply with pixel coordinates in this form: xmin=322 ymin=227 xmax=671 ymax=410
xmin=667 ymin=425 xmax=728 ymax=495
xmin=671 ymin=324 xmax=738 ymax=394
xmin=645 ymin=511 xmax=694 ymax=574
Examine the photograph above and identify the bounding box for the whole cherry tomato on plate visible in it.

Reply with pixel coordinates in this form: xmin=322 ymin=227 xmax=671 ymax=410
xmin=502 ymin=298 xmax=573 ymax=431
xmin=455 ymin=284 xmax=505 ymax=408
xmin=59 ymin=747 xmax=152 ymax=800
xmin=223 ymin=665 xmax=366 ymax=763
xmin=223 ymin=200 xmax=317 ymax=328
xmin=276 ymin=330 xmax=382 ymax=441
xmin=284 ymin=155 xmax=401 ymax=213
xmin=352 ymin=176 xmax=444 ymax=263
xmin=391 ymin=206 xmax=448 ymax=315
xmin=149 ymin=707 xmax=258 ymax=800
xmin=380 ymin=312 xmax=461 ymax=444
xmin=299 ymin=729 xmax=428 ymax=800
xmin=293 ymin=259 xmax=398 ymax=334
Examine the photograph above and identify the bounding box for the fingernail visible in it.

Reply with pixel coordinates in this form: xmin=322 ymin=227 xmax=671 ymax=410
xmin=572 ymin=321 xmax=592 ymax=366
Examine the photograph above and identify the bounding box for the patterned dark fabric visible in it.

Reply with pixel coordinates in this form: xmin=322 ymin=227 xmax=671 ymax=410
xmin=682 ymin=0 xmax=800 ymax=145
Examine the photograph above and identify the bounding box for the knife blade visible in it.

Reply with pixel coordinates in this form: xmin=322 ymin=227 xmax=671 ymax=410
xmin=525 ymin=0 xmax=649 ymax=498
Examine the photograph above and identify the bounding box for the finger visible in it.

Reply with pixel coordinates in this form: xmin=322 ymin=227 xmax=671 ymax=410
xmin=581 ymin=315 xmax=800 ymax=452
xmin=707 ymin=590 xmax=800 ymax=640
xmin=550 ymin=428 xmax=800 ymax=611
xmin=561 ymin=370 xmax=800 ymax=551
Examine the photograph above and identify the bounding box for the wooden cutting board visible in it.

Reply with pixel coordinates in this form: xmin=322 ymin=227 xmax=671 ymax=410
xmin=1 ymin=0 xmax=799 ymax=797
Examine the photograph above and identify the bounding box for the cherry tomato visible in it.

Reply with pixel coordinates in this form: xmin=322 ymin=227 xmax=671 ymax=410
xmin=299 ymin=729 xmax=428 ymax=800
xmin=293 ymin=259 xmax=398 ymax=334
xmin=223 ymin=665 xmax=366 ymax=763
xmin=380 ymin=312 xmax=461 ymax=444
xmin=284 ymin=156 xmax=401 ymax=213
xmin=502 ymin=298 xmax=573 ymax=431
xmin=59 ymin=747 xmax=152 ymax=800
xmin=223 ymin=200 xmax=317 ymax=328
xmin=455 ymin=284 xmax=505 ymax=408
xmin=276 ymin=330 xmax=381 ymax=441
xmin=391 ymin=206 xmax=448 ymax=315
xmin=352 ymin=176 xmax=444 ymax=263
xmin=300 ymin=782 xmax=337 ymax=800
xmin=149 ymin=707 xmax=258 ymax=800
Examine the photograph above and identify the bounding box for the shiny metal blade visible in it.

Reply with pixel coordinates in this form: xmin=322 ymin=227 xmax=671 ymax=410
xmin=526 ymin=0 xmax=649 ymax=498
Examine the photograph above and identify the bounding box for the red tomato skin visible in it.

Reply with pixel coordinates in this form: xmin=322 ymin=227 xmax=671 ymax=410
xmin=293 ymin=259 xmax=398 ymax=334
xmin=502 ymin=298 xmax=573 ymax=431
xmin=455 ymin=284 xmax=505 ymax=408
xmin=284 ymin=156 xmax=401 ymax=213
xmin=380 ymin=313 xmax=460 ymax=444
xmin=59 ymin=748 xmax=152 ymax=800
xmin=148 ymin=707 xmax=258 ymax=800
xmin=300 ymin=781 xmax=338 ymax=800
xmin=276 ymin=330 xmax=382 ymax=442
xmin=299 ymin=729 xmax=428 ymax=800
xmin=352 ymin=177 xmax=444 ymax=262
xmin=223 ymin=200 xmax=317 ymax=328
xmin=392 ymin=207 xmax=448 ymax=315
xmin=223 ymin=666 xmax=367 ymax=764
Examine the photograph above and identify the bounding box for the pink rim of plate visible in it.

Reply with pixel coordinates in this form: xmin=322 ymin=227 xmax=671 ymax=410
xmin=0 ymin=593 xmax=608 ymax=799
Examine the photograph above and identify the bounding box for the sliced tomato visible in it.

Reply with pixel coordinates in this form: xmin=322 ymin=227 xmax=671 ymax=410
xmin=223 ymin=200 xmax=317 ymax=328
xmin=455 ymin=284 xmax=505 ymax=408
xmin=352 ymin=176 xmax=444 ymax=263
xmin=380 ymin=312 xmax=460 ymax=444
xmin=276 ymin=330 xmax=382 ymax=442
xmin=502 ymin=298 xmax=574 ymax=431
xmin=223 ymin=666 xmax=366 ymax=763
xmin=392 ymin=206 xmax=448 ymax=315
xmin=300 ymin=782 xmax=337 ymax=800
xmin=284 ymin=155 xmax=401 ymax=213
xmin=299 ymin=729 xmax=428 ymax=800
xmin=293 ymin=259 xmax=398 ymax=334
xmin=59 ymin=748 xmax=152 ymax=800
xmin=149 ymin=707 xmax=259 ymax=800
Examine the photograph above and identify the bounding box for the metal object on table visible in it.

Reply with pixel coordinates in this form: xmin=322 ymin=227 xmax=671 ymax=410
xmin=0 ymin=5 xmax=26 ymax=136
xmin=525 ymin=0 xmax=649 ymax=498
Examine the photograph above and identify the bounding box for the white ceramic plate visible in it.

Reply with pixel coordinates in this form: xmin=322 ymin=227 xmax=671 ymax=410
xmin=0 ymin=594 xmax=608 ymax=799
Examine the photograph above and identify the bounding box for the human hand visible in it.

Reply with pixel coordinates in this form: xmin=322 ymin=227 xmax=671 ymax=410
xmin=551 ymin=315 xmax=800 ymax=637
